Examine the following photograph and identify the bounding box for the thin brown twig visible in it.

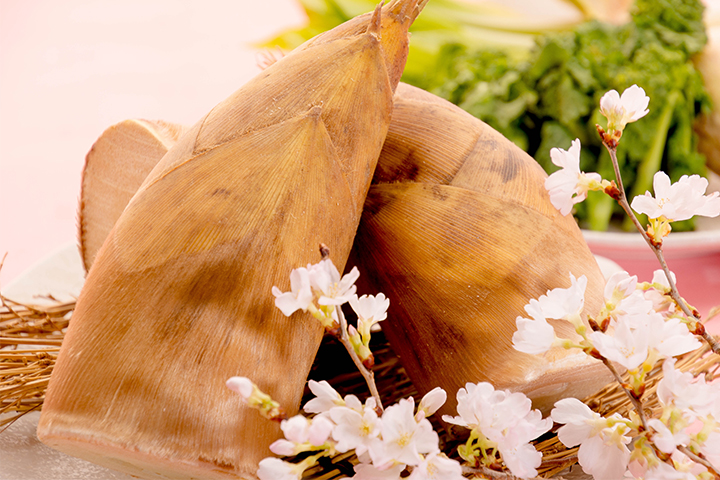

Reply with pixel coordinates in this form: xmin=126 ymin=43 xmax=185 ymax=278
xmin=600 ymin=357 xmax=649 ymax=432
xmin=335 ymin=306 xmax=383 ymax=412
xmin=677 ymin=446 xmax=720 ymax=478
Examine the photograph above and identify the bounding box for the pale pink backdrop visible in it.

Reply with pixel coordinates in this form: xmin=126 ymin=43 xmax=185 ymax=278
xmin=0 ymin=0 xmax=306 ymax=286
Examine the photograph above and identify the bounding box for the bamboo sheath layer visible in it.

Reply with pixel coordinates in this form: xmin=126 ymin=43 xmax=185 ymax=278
xmin=37 ymin=2 xmax=419 ymax=479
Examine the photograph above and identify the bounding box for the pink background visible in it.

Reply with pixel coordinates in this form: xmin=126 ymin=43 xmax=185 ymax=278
xmin=0 ymin=0 xmax=306 ymax=286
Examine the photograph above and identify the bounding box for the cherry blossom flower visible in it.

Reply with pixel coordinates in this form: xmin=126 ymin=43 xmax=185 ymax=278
xmin=407 ymin=452 xmax=464 ymax=480
xmin=589 ymin=315 xmax=650 ymax=370
xmin=442 ymin=382 xmax=494 ymax=429
xmin=630 ymin=171 xmax=720 ymax=222
xmin=647 ymin=418 xmax=690 ymax=455
xmin=512 ymin=300 xmax=557 ymax=354
xmin=657 ymin=358 xmax=716 ymax=418
xmin=308 ymin=259 xmax=360 ymax=306
xmin=646 ymin=315 xmax=701 ymax=359
xmin=272 ymin=267 xmax=314 ymax=316
xmin=303 ymin=380 xmax=345 ymax=414
xmin=443 ymin=382 xmax=551 ymax=478
xmin=600 ymin=85 xmax=650 ymax=133
xmin=257 ymin=457 xmax=302 ymax=480
xmin=535 ymin=273 xmax=588 ymax=329
xmin=329 ymin=403 xmax=381 ymax=456
xmin=499 ymin=441 xmax=546 ymax=479
xmin=600 ymin=271 xmax=653 ymax=322
xmin=545 ymin=139 xmax=603 ymax=215
xmin=370 ymin=398 xmax=439 ymax=466
xmin=551 ymin=398 xmax=632 ymax=480
xmin=349 ymin=293 xmax=389 ymax=325
xmin=349 ymin=293 xmax=390 ymax=342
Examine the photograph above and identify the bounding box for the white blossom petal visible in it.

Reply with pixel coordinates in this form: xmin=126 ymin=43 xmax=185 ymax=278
xmin=257 ymin=458 xmax=300 ymax=480
xmin=577 ymin=434 xmax=630 ymax=480
xmin=304 ymin=380 xmax=344 ymax=414
xmin=273 ymin=267 xmax=314 ymax=316
xmin=545 ymin=139 xmax=602 ymax=215
xmin=600 ymin=85 xmax=650 ymax=131
xmin=535 ymin=274 xmax=587 ymax=324
xmin=269 ymin=439 xmax=296 ymax=456
xmin=631 ymin=171 xmax=720 ymax=222
xmin=647 ymin=418 xmax=689 ymax=455
xmin=551 ymin=398 xmax=597 ymax=447
xmin=408 ymin=452 xmax=464 ymax=480
xmin=309 ymin=260 xmax=359 ymax=306
xmin=589 ymin=316 xmax=649 ymax=370
xmin=372 ymin=398 xmax=438 ymax=467
xmin=280 ymin=415 xmax=311 ymax=444
xmin=512 ymin=314 xmax=556 ymax=354
xmin=330 ymin=405 xmax=381 ymax=455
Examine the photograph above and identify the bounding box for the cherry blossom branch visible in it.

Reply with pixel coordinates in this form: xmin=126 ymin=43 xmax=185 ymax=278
xmin=602 ymin=142 xmax=720 ymax=355
xmin=334 ymin=305 xmax=384 ymax=412
xmin=677 ymin=446 xmax=720 ymax=477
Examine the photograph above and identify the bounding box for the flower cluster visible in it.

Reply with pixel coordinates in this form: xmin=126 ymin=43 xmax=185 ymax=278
xmin=511 ymin=268 xmax=720 ymax=478
xmin=272 ymin=258 xmax=388 ymax=364
xmin=549 ymin=357 xmax=720 ymax=480
xmin=235 ymin=377 xmax=556 ymax=480
xmin=513 ymin=270 xmax=701 ymax=392
xmin=272 ymin=258 xmax=359 ymax=331
xmin=249 ymin=381 xmax=464 ymax=480
xmin=442 ymin=382 xmax=552 ymax=478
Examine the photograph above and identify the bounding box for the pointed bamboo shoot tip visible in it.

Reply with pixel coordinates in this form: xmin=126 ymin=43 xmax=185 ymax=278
xmin=366 ymin=3 xmax=383 ymax=37
xmin=388 ymin=0 xmax=422 ymax=24
xmin=413 ymin=0 xmax=428 ymax=21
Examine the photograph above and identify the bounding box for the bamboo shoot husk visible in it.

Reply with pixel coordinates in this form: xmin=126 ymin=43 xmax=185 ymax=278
xmin=37 ymin=2 xmax=419 ymax=479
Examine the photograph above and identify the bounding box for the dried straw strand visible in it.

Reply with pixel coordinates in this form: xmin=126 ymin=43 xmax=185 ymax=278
xmin=0 ymin=293 xmax=71 ymax=429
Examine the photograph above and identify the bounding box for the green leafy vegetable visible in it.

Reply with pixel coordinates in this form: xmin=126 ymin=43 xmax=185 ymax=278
xmin=423 ymin=0 xmax=711 ymax=230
